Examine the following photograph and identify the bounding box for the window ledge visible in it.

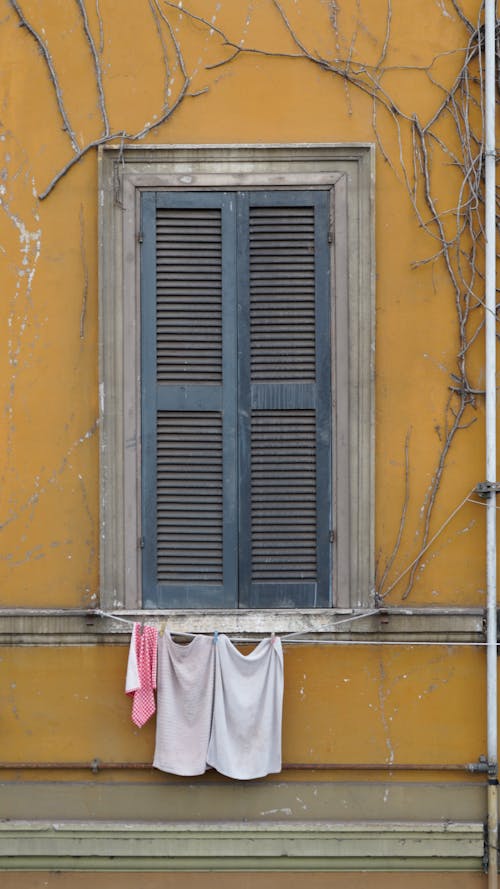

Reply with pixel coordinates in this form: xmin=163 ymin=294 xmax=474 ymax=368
xmin=0 ymin=607 xmax=485 ymax=645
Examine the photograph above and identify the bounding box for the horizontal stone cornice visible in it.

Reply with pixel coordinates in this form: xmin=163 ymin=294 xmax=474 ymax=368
xmin=0 ymin=819 xmax=485 ymax=872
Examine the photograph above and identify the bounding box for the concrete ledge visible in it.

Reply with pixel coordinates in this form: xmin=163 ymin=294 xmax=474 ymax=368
xmin=0 ymin=820 xmax=485 ymax=871
xmin=0 ymin=607 xmax=486 ymax=645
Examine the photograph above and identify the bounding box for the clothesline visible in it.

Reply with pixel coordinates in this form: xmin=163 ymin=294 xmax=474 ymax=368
xmin=97 ymin=607 xmax=379 ymax=642
xmin=96 ymin=608 xmax=486 ymax=646
xmin=127 ymin=617 xmax=284 ymax=779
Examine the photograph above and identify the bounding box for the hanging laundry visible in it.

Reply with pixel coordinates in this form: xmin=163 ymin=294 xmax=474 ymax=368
xmin=153 ymin=631 xmax=215 ymax=776
xmin=207 ymin=634 xmax=284 ymax=780
xmin=125 ymin=622 xmax=158 ymax=727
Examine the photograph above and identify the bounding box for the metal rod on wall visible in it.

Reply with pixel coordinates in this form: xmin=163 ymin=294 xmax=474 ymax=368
xmin=0 ymin=760 xmax=486 ymax=773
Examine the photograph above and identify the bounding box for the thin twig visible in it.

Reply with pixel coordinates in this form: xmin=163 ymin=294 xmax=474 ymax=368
xmin=401 ymin=398 xmax=469 ymax=599
xmin=377 ymin=428 xmax=411 ymax=597
xmin=75 ymin=0 xmax=109 ymax=135
xmin=149 ymin=0 xmax=172 ymax=108
xmin=10 ymin=0 xmax=79 ymax=153
xmin=38 ymin=132 xmax=125 ymax=200
xmin=375 ymin=0 xmax=392 ymax=72
xmin=95 ymin=0 xmax=104 ymax=54
xmin=450 ymin=0 xmax=475 ymax=34
xmin=382 ymin=487 xmax=475 ymax=600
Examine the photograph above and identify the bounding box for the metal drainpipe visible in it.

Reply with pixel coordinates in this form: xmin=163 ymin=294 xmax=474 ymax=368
xmin=485 ymin=0 xmax=498 ymax=885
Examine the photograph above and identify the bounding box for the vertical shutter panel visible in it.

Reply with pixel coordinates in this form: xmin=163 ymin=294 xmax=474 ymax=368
xmin=141 ymin=192 xmax=237 ymax=608
xmin=238 ymin=192 xmax=332 ymax=608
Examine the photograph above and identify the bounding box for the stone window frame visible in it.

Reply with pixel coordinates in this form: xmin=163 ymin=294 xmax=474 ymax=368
xmin=98 ymin=143 xmax=375 ymax=632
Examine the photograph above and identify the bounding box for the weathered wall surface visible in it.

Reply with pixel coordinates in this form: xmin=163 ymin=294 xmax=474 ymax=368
xmin=0 ymin=0 xmax=489 ymax=607
xmin=0 ymin=0 xmax=496 ymax=879
xmin=0 ymin=644 xmax=486 ymax=767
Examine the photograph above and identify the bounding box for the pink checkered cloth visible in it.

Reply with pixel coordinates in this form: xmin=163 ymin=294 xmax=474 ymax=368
xmin=125 ymin=623 xmax=158 ymax=727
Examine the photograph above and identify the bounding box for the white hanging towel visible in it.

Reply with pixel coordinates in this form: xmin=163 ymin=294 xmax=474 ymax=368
xmin=207 ymin=634 xmax=284 ymax=780
xmin=153 ymin=631 xmax=215 ymax=776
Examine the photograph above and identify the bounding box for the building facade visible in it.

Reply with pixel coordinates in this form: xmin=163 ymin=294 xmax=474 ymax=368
xmin=0 ymin=1 xmax=496 ymax=886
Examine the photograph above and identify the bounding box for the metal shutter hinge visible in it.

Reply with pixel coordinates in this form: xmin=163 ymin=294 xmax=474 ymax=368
xmin=137 ymin=230 xmax=144 ymax=244
xmin=329 ymin=530 xmax=335 ymax=543
xmin=138 ymin=536 xmax=145 ymax=549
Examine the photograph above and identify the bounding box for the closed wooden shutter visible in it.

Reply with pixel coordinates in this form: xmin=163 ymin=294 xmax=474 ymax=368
xmin=141 ymin=192 xmax=238 ymax=608
xmin=141 ymin=190 xmax=331 ymax=608
xmin=237 ymin=192 xmax=332 ymax=608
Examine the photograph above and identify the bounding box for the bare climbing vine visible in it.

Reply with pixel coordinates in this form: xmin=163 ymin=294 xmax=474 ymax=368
xmin=7 ymin=0 xmax=499 ymax=601
xmin=9 ymin=0 xmax=203 ymax=198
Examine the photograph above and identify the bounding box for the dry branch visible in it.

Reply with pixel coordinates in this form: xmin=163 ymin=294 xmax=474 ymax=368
xmin=75 ymin=0 xmax=110 ymax=136
xmin=10 ymin=0 xmax=79 ymax=153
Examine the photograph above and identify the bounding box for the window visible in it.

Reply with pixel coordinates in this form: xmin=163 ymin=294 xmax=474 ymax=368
xmin=141 ymin=189 xmax=332 ymax=608
xmin=99 ymin=145 xmax=374 ymax=622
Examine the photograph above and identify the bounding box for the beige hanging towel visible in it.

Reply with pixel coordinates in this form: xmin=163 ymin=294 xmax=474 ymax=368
xmin=153 ymin=631 xmax=215 ymax=776
xmin=206 ymin=634 xmax=284 ymax=780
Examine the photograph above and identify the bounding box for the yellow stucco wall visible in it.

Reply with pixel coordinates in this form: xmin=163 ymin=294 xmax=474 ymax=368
xmin=0 ymin=644 xmax=486 ymax=768
xmin=0 ymin=0 xmax=491 ymax=607
xmin=0 ymin=0 xmax=497 ymax=874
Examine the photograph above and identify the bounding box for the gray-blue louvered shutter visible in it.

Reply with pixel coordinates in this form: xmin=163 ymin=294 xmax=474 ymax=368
xmin=237 ymin=191 xmax=332 ymax=608
xmin=140 ymin=191 xmax=238 ymax=608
